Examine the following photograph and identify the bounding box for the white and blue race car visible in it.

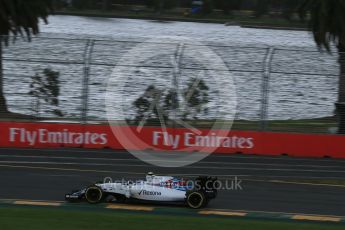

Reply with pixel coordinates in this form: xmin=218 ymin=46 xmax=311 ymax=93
xmin=65 ymin=172 xmax=218 ymax=209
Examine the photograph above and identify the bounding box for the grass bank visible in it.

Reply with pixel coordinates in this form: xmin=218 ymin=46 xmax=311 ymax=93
xmin=0 ymin=206 xmax=343 ymax=230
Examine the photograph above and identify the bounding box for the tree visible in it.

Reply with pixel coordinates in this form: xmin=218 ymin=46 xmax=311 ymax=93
xmin=132 ymin=85 xmax=167 ymax=125
xmin=163 ymin=89 xmax=179 ymax=120
xmin=101 ymin=0 xmax=112 ymax=11
xmin=202 ymin=0 xmax=214 ymax=15
xmin=29 ymin=68 xmax=63 ymax=118
xmin=300 ymin=0 xmax=345 ymax=133
xmin=276 ymin=0 xmax=300 ymax=21
xmin=145 ymin=0 xmax=177 ymax=14
xmin=132 ymin=79 xmax=210 ymax=126
xmin=182 ymin=78 xmax=209 ymax=120
xmin=254 ymin=0 xmax=270 ymax=18
xmin=0 ymin=0 xmax=53 ymax=114
xmin=214 ymin=0 xmax=241 ymax=16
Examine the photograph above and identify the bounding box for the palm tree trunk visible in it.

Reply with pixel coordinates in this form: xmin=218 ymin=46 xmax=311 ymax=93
xmin=336 ymin=44 xmax=345 ymax=134
xmin=0 ymin=38 xmax=8 ymax=114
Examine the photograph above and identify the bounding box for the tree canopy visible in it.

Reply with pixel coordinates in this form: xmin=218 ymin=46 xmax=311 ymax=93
xmin=0 ymin=0 xmax=53 ymax=43
xmin=299 ymin=0 xmax=345 ymax=51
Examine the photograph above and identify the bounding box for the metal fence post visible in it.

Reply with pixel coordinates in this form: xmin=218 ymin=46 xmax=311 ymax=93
xmin=260 ymin=47 xmax=275 ymax=131
xmin=172 ymin=42 xmax=185 ymax=124
xmin=81 ymin=39 xmax=95 ymax=124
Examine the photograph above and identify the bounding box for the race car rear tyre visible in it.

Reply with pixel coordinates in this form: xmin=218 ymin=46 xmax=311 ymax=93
xmin=186 ymin=191 xmax=207 ymax=209
xmin=85 ymin=186 xmax=104 ymax=204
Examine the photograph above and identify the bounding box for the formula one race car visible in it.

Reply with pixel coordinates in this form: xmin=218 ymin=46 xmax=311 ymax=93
xmin=65 ymin=172 xmax=218 ymax=209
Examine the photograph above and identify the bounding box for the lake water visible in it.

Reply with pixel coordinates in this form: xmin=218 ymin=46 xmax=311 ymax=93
xmin=2 ymin=16 xmax=339 ymax=121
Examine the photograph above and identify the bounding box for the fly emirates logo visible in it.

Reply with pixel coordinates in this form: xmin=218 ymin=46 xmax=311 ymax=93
xmin=153 ymin=131 xmax=254 ymax=149
xmin=9 ymin=128 xmax=108 ymax=146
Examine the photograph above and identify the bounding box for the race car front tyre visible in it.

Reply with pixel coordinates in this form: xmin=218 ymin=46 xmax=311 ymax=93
xmin=85 ymin=186 xmax=104 ymax=204
xmin=186 ymin=191 xmax=207 ymax=209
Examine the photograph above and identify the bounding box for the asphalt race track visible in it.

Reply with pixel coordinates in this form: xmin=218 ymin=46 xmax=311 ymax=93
xmin=0 ymin=147 xmax=345 ymax=216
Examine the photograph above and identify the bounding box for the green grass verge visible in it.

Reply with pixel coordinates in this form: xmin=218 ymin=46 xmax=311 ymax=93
xmin=0 ymin=206 xmax=343 ymax=230
xmin=0 ymin=116 xmax=337 ymax=134
xmin=125 ymin=117 xmax=337 ymax=133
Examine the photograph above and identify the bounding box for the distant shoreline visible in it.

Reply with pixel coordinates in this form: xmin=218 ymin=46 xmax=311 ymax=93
xmin=55 ymin=11 xmax=308 ymax=31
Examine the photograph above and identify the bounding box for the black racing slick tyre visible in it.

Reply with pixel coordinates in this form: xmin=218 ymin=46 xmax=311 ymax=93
xmin=186 ymin=191 xmax=207 ymax=209
xmin=85 ymin=186 xmax=104 ymax=204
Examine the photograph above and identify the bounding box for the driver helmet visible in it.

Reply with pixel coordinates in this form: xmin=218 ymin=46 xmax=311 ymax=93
xmin=146 ymin=172 xmax=155 ymax=183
